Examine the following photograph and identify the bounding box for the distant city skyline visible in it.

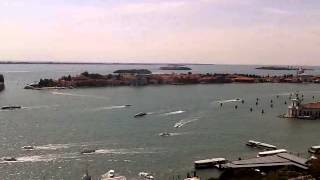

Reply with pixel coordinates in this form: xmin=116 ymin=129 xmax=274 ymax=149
xmin=1 ymin=0 xmax=320 ymax=65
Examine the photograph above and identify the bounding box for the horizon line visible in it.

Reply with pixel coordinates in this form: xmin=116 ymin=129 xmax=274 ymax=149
xmin=0 ymin=60 xmax=318 ymax=67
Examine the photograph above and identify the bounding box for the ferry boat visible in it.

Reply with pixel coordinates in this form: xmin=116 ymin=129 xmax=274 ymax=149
xmin=246 ymin=140 xmax=277 ymax=150
xmin=194 ymin=158 xmax=227 ymax=169
xmin=257 ymin=149 xmax=287 ymax=157
xmin=308 ymin=145 xmax=320 ymax=154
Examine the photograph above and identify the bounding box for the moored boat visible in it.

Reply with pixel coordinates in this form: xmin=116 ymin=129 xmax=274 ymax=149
xmin=246 ymin=140 xmax=277 ymax=150
xmin=308 ymin=145 xmax=320 ymax=154
xmin=257 ymin=149 xmax=287 ymax=157
xmin=194 ymin=158 xmax=227 ymax=169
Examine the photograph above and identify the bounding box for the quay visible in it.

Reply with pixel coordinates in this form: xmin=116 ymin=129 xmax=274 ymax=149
xmin=223 ymin=152 xmax=309 ymax=170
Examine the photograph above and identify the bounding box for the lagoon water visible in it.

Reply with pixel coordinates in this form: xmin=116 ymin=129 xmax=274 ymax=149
xmin=0 ymin=64 xmax=320 ymax=179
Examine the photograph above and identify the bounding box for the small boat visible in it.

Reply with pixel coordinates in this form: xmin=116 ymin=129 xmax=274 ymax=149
xmin=174 ymin=122 xmax=184 ymax=128
xmin=138 ymin=172 xmax=154 ymax=179
xmin=100 ymin=170 xmax=127 ymax=180
xmin=124 ymin=104 xmax=132 ymax=107
xmin=309 ymin=145 xmax=320 ymax=154
xmin=82 ymin=170 xmax=92 ymax=180
xmin=194 ymin=158 xmax=227 ymax=169
xmin=81 ymin=149 xmax=96 ymax=154
xmin=257 ymin=149 xmax=287 ymax=157
xmin=159 ymin=132 xmax=171 ymax=137
xmin=134 ymin=112 xmax=147 ymax=118
xmin=246 ymin=140 xmax=277 ymax=150
xmin=1 ymin=105 xmax=22 ymax=110
xmin=22 ymin=146 xmax=35 ymax=150
xmin=3 ymin=157 xmax=17 ymax=161
xmin=184 ymin=178 xmax=200 ymax=180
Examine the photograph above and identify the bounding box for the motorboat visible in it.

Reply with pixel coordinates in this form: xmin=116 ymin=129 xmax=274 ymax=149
xmin=174 ymin=122 xmax=184 ymax=128
xmin=138 ymin=172 xmax=154 ymax=179
xmin=100 ymin=170 xmax=127 ymax=180
xmin=3 ymin=157 xmax=17 ymax=161
xmin=134 ymin=112 xmax=147 ymax=118
xmin=22 ymin=146 xmax=35 ymax=150
xmin=1 ymin=105 xmax=22 ymax=110
xmin=80 ymin=149 xmax=96 ymax=154
xmin=159 ymin=132 xmax=171 ymax=137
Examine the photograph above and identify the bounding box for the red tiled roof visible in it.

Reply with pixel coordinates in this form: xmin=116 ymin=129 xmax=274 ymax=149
xmin=302 ymin=102 xmax=320 ymax=109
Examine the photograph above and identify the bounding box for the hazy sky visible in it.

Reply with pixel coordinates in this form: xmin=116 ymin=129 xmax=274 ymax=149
xmin=1 ymin=0 xmax=320 ymax=65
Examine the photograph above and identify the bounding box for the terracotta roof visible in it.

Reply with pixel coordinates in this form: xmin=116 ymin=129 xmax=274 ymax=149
xmin=302 ymin=102 xmax=320 ymax=109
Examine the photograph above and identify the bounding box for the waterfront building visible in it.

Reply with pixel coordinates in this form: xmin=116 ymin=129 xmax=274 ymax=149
xmin=287 ymin=99 xmax=320 ymax=119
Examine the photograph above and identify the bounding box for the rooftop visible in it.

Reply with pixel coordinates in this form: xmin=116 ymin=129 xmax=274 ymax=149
xmin=302 ymin=102 xmax=320 ymax=109
xmin=224 ymin=153 xmax=309 ymax=170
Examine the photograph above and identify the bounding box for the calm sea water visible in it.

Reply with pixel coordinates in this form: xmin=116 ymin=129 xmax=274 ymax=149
xmin=0 ymin=64 xmax=320 ymax=180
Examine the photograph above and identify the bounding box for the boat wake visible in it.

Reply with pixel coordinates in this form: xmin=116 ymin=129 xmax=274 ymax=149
xmin=22 ymin=105 xmax=59 ymax=110
xmin=34 ymin=143 xmax=77 ymax=150
xmin=162 ymin=110 xmax=185 ymax=116
xmin=95 ymin=148 xmax=156 ymax=155
xmin=215 ymin=98 xmax=242 ymax=104
xmin=0 ymin=153 xmax=79 ymax=164
xmin=174 ymin=118 xmax=199 ymax=128
xmin=51 ymin=91 xmax=109 ymax=100
xmin=2 ymin=70 xmax=30 ymax=73
xmin=93 ymin=105 xmax=130 ymax=111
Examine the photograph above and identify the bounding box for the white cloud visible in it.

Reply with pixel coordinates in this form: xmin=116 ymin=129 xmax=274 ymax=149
xmin=263 ymin=7 xmax=292 ymax=16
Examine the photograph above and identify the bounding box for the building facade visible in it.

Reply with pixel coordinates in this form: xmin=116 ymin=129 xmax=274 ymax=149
xmin=287 ymin=99 xmax=320 ymax=119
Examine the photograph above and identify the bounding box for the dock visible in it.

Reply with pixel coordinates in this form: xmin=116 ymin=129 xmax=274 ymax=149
xmin=223 ymin=153 xmax=309 ymax=170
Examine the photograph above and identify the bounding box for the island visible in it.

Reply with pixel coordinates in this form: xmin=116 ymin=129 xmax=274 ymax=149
xmin=25 ymin=69 xmax=320 ymax=89
xmin=256 ymin=66 xmax=313 ymax=71
xmin=0 ymin=74 xmax=4 ymax=91
xmin=160 ymin=65 xmax=192 ymax=70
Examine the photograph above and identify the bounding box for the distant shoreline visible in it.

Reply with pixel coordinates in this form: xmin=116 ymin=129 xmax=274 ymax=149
xmin=256 ymin=66 xmax=313 ymax=71
xmin=0 ymin=61 xmax=214 ymax=66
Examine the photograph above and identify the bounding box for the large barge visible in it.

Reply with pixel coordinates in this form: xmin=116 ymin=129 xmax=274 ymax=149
xmin=0 ymin=74 xmax=4 ymax=91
